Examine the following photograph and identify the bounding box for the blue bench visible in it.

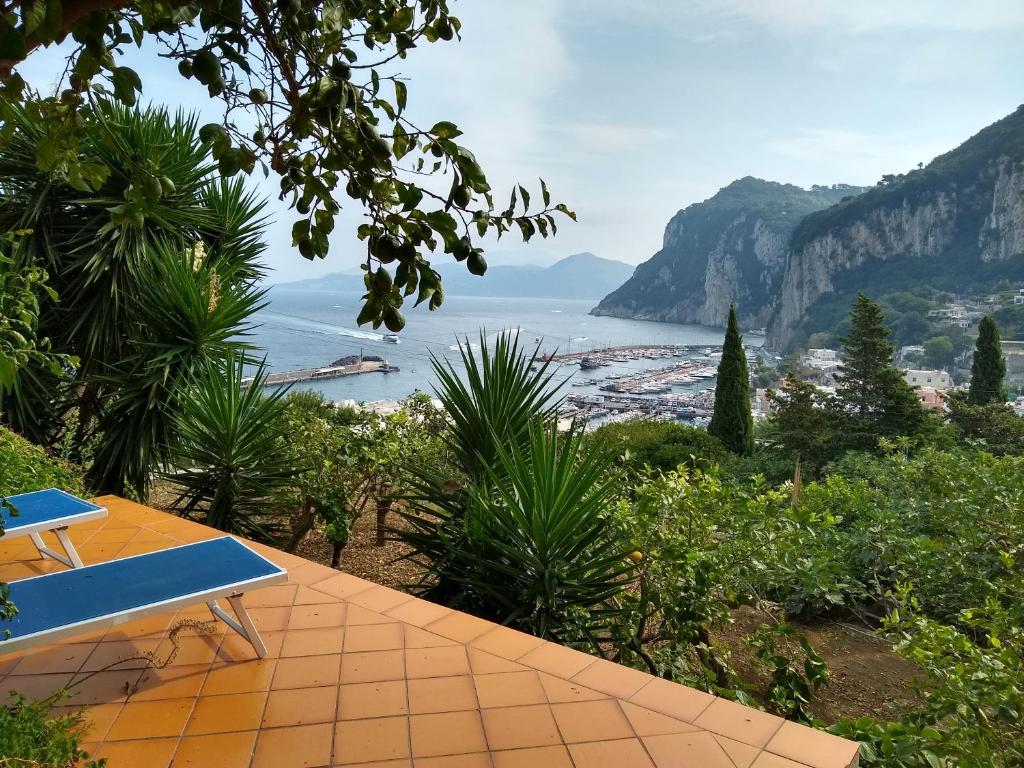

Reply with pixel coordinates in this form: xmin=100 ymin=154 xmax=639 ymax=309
xmin=2 ymin=489 xmax=107 ymax=568
xmin=1 ymin=537 xmax=288 ymax=658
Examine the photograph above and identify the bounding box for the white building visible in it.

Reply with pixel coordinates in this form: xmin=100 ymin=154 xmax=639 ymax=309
xmin=903 ymin=369 xmax=954 ymax=391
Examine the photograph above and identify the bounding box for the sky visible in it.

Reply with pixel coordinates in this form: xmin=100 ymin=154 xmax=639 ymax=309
xmin=18 ymin=0 xmax=1024 ymax=283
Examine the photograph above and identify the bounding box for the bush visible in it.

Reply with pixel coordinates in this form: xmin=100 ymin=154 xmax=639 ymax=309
xmin=0 ymin=693 xmax=103 ymax=768
xmin=589 ymin=420 xmax=729 ymax=474
xmin=0 ymin=425 xmax=85 ymax=496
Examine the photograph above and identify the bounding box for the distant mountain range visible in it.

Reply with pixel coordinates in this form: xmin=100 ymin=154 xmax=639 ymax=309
xmin=278 ymin=252 xmax=635 ymax=300
xmin=590 ymin=104 xmax=1024 ymax=350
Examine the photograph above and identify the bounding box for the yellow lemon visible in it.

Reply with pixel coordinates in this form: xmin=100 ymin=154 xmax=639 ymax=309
xmin=628 ymin=551 xmax=644 ymax=562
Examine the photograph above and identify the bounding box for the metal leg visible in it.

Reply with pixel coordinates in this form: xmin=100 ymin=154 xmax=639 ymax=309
xmin=206 ymin=596 xmax=269 ymax=658
xmin=53 ymin=528 xmax=85 ymax=568
xmin=28 ymin=529 xmax=76 ymax=568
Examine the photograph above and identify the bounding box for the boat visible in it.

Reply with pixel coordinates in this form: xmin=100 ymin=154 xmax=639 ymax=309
xmin=382 ymin=334 xmax=400 ymax=344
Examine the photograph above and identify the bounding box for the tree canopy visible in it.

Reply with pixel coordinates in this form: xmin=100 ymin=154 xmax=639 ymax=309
xmin=708 ymin=305 xmax=753 ymax=455
xmin=0 ymin=0 xmax=573 ymax=330
xmin=968 ymin=315 xmax=1006 ymax=405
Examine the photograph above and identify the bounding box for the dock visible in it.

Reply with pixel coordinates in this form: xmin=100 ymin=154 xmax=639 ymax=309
xmin=243 ymin=359 xmax=398 ymax=388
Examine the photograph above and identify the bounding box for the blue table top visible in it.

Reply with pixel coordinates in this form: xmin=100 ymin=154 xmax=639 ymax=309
xmin=3 ymin=537 xmax=285 ymax=641
xmin=2 ymin=489 xmax=105 ymax=532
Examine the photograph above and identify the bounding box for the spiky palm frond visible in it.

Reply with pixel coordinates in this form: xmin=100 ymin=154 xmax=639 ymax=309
xmin=165 ymin=353 xmax=295 ymax=542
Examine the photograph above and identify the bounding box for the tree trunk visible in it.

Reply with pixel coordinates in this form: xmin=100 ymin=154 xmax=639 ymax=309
xmin=331 ymin=541 xmax=344 ymax=568
xmin=375 ymin=492 xmax=393 ymax=546
xmin=285 ymin=497 xmax=315 ymax=553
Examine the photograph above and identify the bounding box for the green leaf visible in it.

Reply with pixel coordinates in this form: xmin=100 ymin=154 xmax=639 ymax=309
xmin=395 ymin=80 xmax=408 ymax=113
xmin=0 ymin=17 xmax=25 ymax=61
xmin=111 ymin=66 xmax=143 ymax=106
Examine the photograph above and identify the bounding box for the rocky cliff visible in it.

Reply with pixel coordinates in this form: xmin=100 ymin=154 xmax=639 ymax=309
xmin=768 ymin=105 xmax=1024 ymax=348
xmin=591 ymin=178 xmax=863 ymax=328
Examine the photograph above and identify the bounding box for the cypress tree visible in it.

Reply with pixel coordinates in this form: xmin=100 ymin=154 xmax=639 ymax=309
xmin=709 ymin=305 xmax=754 ymax=455
xmin=968 ymin=315 xmax=1006 ymax=405
xmin=835 ymin=293 xmax=926 ymax=447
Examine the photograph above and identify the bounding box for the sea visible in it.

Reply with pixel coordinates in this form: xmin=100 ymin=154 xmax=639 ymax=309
xmin=247 ymin=287 xmax=734 ymax=404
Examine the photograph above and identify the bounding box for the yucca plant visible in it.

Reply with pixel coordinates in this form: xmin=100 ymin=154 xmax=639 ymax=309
xmin=395 ymin=335 xmax=633 ymax=641
xmin=164 ymin=353 xmax=295 ymax=542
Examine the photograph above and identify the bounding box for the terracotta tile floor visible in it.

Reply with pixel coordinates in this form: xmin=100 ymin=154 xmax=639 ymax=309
xmin=0 ymin=497 xmax=860 ymax=768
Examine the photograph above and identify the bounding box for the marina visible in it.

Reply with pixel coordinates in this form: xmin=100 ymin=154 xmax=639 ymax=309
xmin=243 ymin=355 xmax=399 ymax=388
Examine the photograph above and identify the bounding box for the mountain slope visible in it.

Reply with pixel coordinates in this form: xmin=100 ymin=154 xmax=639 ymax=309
xmin=591 ymin=178 xmax=864 ymax=328
xmin=768 ymin=105 xmax=1024 ymax=348
xmin=277 ymin=252 xmax=634 ymax=299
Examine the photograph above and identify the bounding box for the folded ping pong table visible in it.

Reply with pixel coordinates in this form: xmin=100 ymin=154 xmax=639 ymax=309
xmin=2 ymin=489 xmax=107 ymax=568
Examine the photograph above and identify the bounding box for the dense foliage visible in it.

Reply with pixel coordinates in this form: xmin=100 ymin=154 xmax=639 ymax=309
xmin=589 ymin=419 xmax=729 ymax=474
xmin=0 ymin=0 xmax=571 ymax=329
xmin=0 ymin=693 xmax=103 ymax=768
xmin=708 ymin=305 xmax=753 ymax=455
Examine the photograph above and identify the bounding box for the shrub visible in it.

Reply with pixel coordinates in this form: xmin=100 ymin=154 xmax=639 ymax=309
xmin=589 ymin=420 xmax=729 ymax=474
xmin=0 ymin=425 xmax=85 ymax=496
xmin=0 ymin=693 xmax=103 ymax=768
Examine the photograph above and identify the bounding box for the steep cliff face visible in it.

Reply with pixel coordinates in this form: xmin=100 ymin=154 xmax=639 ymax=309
xmin=769 ymin=106 xmax=1024 ymax=348
xmin=592 ymin=178 xmax=862 ymax=328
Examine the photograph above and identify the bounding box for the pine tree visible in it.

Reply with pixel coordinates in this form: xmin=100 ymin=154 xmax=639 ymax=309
xmin=835 ymin=294 xmax=927 ymax=448
xmin=709 ymin=305 xmax=754 ymax=455
xmin=968 ymin=315 xmax=1006 ymax=405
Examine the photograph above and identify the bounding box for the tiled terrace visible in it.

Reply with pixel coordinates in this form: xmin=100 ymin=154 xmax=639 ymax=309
xmin=0 ymin=497 xmax=859 ymax=768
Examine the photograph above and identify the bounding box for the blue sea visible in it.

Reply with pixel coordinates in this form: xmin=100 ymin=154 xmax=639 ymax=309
xmin=247 ymin=288 xmax=731 ymax=403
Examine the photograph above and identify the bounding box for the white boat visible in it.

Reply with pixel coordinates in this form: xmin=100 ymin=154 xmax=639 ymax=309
xmin=383 ymin=334 xmax=400 ymax=344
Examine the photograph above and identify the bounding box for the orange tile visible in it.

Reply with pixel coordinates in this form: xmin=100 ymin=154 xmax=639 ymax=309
xmin=405 ymin=646 xmax=470 ymax=679
xmin=568 ymin=738 xmax=655 ymax=768
xmin=106 ymin=612 xmax=175 ymax=640
xmin=286 ymin=563 xmax=339 ymax=586
xmin=517 ymin=642 xmax=597 ymax=678
xmin=385 ymin=597 xmax=452 ymax=628
xmin=407 ymin=676 xmax=478 ymax=714
xmin=620 ymin=701 xmax=701 ymax=737
xmin=765 ymin=720 xmax=861 ymax=768
xmin=217 ymin=629 xmax=285 ymax=662
xmin=338 ymin=680 xmax=409 ymax=720
xmin=693 ymin=697 xmax=784 ymax=747
xmin=288 ymin=602 xmax=346 ymax=630
xmin=252 ymin=722 xmax=334 ymax=768
xmin=173 ymin=730 xmax=258 ymax=768
xmin=64 ymin=670 xmax=142 ymax=706
xmin=537 ymin=672 xmax=607 ymax=704
xmin=340 ymin=650 xmax=405 ymax=684
xmin=153 ymin=635 xmax=223 ymax=667
xmin=51 ymin=702 xmax=122 ymax=742
xmin=247 ymin=584 xmax=299 ymax=608
xmin=424 ymin=612 xmax=495 ymax=643
xmin=185 ymin=690 xmax=268 ymax=735
xmin=81 ymin=639 xmax=160 ymax=672
xmin=492 ymin=745 xmax=574 ymax=768
xmin=405 ymin=626 xmax=459 ymax=649
xmin=415 ymin=755 xmax=490 ymax=768
xmin=106 ymin=697 xmax=194 ymax=740
xmin=131 ymin=664 xmax=208 ymax=701
xmin=467 ymin=648 xmax=528 ymax=675
xmin=202 ymin=659 xmax=277 ymax=696
xmin=280 ymin=626 xmax=345 ymax=657
xmin=347 ymin=585 xmax=414 ymax=613
xmin=310 ymin=572 xmax=376 ymax=600
xmin=551 ymin=699 xmax=634 ymax=743
xmin=629 ymin=677 xmax=715 ymax=723
xmin=480 ymin=704 xmax=562 ymax=750
xmin=571 ymin=658 xmax=652 ymax=700
xmin=262 ymin=685 xmax=338 ymax=727
xmin=333 ymin=715 xmax=411 ymax=764
xmin=470 ymin=626 xmax=545 ymax=661
xmin=715 ymin=735 xmax=762 ymax=768
xmin=12 ymin=643 xmax=97 ymax=675
xmin=92 ymin=736 xmax=178 ymax=767
xmin=344 ymin=622 xmax=404 ymax=653
xmin=272 ymin=654 xmax=341 ymax=689
xmin=410 ymin=710 xmax=487 ymax=758
xmin=643 ymin=731 xmax=736 ymax=768
xmin=474 ymin=671 xmax=546 ymax=709
xmin=293 ymin=585 xmax=338 ymax=605
xmin=751 ymin=754 xmax=812 ymax=768
xmin=247 ymin=605 xmax=294 ymax=631
xmin=345 ymin=604 xmax=396 ymax=626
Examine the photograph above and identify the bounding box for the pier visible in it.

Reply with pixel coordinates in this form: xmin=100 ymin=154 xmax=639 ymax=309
xmin=243 ymin=356 xmax=398 ymax=388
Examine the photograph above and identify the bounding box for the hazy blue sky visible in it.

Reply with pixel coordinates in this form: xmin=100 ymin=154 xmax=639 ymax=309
xmin=19 ymin=1 xmax=1024 ymax=282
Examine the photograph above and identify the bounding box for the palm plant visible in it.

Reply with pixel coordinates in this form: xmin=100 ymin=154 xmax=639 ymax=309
xmin=0 ymin=98 xmax=269 ymax=496
xmin=165 ymin=353 xmax=295 ymax=542
xmin=395 ymin=336 xmax=633 ymax=641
